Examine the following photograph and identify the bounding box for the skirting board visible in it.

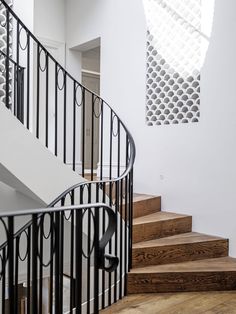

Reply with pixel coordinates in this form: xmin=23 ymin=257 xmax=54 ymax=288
xmin=66 ymin=163 xmax=126 ymax=179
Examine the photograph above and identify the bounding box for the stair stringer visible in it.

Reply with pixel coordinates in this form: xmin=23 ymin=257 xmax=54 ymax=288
xmin=0 ymin=104 xmax=85 ymax=205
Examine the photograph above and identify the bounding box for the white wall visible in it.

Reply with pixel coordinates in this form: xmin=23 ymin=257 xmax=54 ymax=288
xmin=65 ymin=0 xmax=236 ymax=256
xmin=82 ymin=47 xmax=100 ymax=73
xmin=13 ymin=0 xmax=34 ymax=31
xmin=34 ymin=0 xmax=65 ymax=43
xmin=0 ymin=182 xmax=42 ymax=211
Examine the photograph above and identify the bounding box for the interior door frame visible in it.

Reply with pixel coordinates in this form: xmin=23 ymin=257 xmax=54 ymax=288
xmin=81 ymin=71 xmax=100 ymax=171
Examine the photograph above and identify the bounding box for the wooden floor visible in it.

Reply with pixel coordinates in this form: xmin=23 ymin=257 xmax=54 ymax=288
xmin=100 ymin=291 xmax=236 ymax=314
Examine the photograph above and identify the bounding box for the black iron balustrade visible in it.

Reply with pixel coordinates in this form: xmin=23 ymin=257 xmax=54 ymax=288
xmin=0 ymin=0 xmax=136 ymax=313
xmin=0 ymin=203 xmax=117 ymax=314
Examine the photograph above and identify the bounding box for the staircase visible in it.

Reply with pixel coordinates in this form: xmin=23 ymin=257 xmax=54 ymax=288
xmin=128 ymin=194 xmax=236 ymax=293
xmin=0 ymin=0 xmax=235 ymax=313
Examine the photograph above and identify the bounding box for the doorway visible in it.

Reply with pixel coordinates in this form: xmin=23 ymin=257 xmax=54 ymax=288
xmin=81 ymin=46 xmax=101 ymax=171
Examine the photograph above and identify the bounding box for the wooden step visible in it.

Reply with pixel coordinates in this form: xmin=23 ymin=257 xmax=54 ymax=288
xmin=128 ymin=257 xmax=236 ymax=293
xmin=132 ymin=232 xmax=229 ymax=267
xmin=133 ymin=212 xmax=192 ymax=243
xmin=132 ymin=194 xmax=161 ymax=218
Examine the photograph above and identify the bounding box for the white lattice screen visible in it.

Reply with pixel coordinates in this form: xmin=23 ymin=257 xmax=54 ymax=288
xmin=144 ymin=0 xmax=201 ymax=126
xmin=0 ymin=0 xmax=13 ymax=108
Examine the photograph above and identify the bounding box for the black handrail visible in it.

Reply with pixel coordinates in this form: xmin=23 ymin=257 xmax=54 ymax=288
xmin=0 ymin=0 xmax=136 ymax=312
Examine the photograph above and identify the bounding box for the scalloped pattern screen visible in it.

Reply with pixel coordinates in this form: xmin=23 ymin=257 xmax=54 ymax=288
xmin=0 ymin=0 xmax=13 ymax=108
xmin=144 ymin=0 xmax=201 ymax=126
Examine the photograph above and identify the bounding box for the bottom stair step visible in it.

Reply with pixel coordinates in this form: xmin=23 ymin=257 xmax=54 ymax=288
xmin=128 ymin=257 xmax=236 ymax=293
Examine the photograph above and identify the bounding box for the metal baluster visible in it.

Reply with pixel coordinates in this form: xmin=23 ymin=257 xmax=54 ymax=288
xmin=63 ymin=72 xmax=67 ymax=164
xmin=8 ymin=217 xmax=14 ymax=313
xmin=100 ymin=101 xmax=104 ymax=180
xmin=26 ymin=33 xmax=30 ymax=129
xmin=87 ymin=185 xmax=91 ymax=314
xmin=13 ymin=63 xmax=17 ymax=116
xmin=45 ymin=53 xmax=49 ymax=147
xmin=39 ymin=216 xmax=43 ymax=314
xmin=49 ymin=212 xmax=54 ymax=314
xmin=113 ymin=180 xmax=118 ymax=303
xmin=55 ymin=211 xmax=61 ymax=314
xmin=70 ymin=191 xmax=75 ymax=312
xmin=108 ymin=109 xmax=113 ymax=306
xmin=91 ymin=94 xmax=95 ymax=181
xmin=81 ymin=88 xmax=85 ymax=177
xmin=5 ymin=9 xmax=10 ymax=109
xmin=2 ymin=248 xmax=6 ymax=314
xmin=60 ymin=206 xmax=64 ymax=312
xmin=75 ymin=187 xmax=83 ymax=313
xmin=124 ymin=143 xmax=129 ymax=295
xmin=101 ymin=182 xmax=106 ymax=309
xmin=73 ymin=82 xmax=76 ymax=171
xmin=55 ymin=64 xmax=58 ymax=156
xmin=119 ymin=178 xmax=123 ymax=300
xmin=27 ymin=226 xmax=31 ymax=314
xmin=14 ymin=236 xmax=19 ymax=314
xmin=16 ymin=21 xmax=19 ymax=118
xmin=36 ymin=44 xmax=40 ymax=138
xmin=128 ymin=167 xmax=134 ymax=271
xmin=94 ymin=185 xmax=100 ymax=314
xmin=32 ymin=214 xmax=38 ymax=314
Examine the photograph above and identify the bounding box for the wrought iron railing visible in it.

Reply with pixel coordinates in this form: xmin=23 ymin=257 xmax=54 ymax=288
xmin=0 ymin=0 xmax=135 ymax=313
xmin=0 ymin=203 xmax=117 ymax=313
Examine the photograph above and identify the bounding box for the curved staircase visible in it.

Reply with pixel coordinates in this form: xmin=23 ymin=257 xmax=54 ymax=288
xmin=128 ymin=194 xmax=236 ymax=294
xmin=0 ymin=0 xmax=236 ymax=313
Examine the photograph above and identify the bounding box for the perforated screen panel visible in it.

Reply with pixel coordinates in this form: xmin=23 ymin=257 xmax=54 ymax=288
xmin=144 ymin=0 xmax=201 ymax=126
xmin=0 ymin=0 xmax=13 ymax=108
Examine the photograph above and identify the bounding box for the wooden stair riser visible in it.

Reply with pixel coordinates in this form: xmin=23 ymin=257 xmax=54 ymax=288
xmin=132 ymin=239 xmax=229 ymax=268
xmin=132 ymin=196 xmax=161 ymax=219
xmin=128 ymin=271 xmax=236 ymax=294
xmin=133 ymin=216 xmax=192 ymax=244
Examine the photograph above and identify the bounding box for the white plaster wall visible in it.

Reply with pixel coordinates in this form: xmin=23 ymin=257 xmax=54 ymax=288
xmin=34 ymin=0 xmax=65 ymax=43
xmin=65 ymin=0 xmax=236 ymax=257
xmin=13 ymin=0 xmax=34 ymax=31
xmin=0 ymin=182 xmax=42 ymax=211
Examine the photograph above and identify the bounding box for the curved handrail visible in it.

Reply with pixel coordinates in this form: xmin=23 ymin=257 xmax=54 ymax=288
xmin=0 ymin=203 xmax=118 ymax=273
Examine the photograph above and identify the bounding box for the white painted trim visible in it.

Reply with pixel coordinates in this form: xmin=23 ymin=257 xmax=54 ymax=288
xmin=82 ymin=69 xmax=100 ymax=77
xmin=66 ymin=162 xmax=126 ymax=178
xmin=97 ymin=163 xmax=126 ymax=178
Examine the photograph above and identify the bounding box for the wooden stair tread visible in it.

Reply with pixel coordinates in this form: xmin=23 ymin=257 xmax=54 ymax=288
xmin=130 ymin=257 xmax=236 ymax=274
xmin=133 ymin=232 xmax=227 ymax=249
xmin=133 ymin=193 xmax=159 ymax=202
xmin=133 ymin=211 xmax=190 ymax=225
